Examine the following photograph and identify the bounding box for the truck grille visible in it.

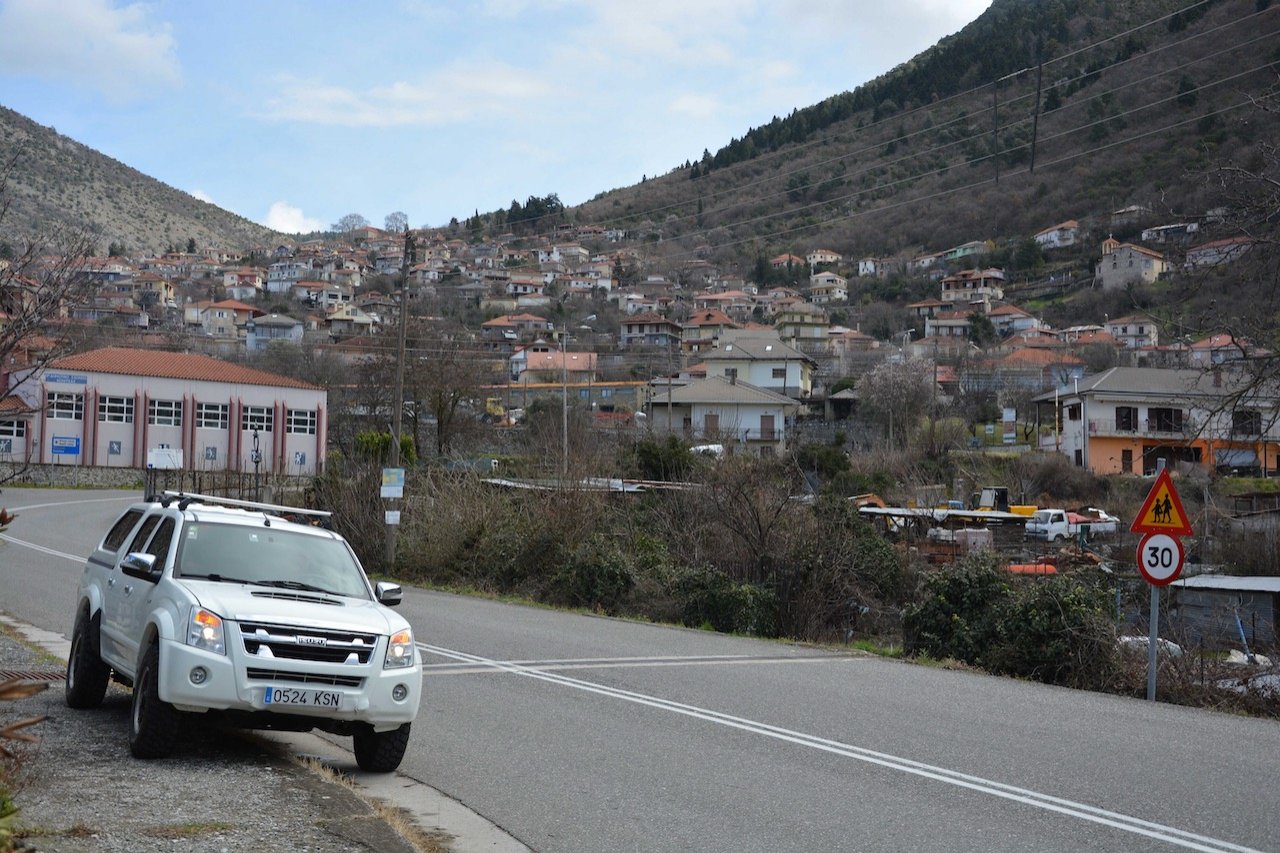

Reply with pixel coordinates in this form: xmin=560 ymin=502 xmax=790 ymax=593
xmin=237 ymin=621 xmax=379 ymax=665
xmin=245 ymin=668 xmax=364 ymax=688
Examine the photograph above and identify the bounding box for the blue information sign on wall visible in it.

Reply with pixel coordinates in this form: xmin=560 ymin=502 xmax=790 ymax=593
xmin=51 ymin=436 xmax=81 ymax=455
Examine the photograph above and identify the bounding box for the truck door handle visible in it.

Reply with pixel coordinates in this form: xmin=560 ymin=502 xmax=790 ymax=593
xmin=107 ymin=576 xmax=116 ymax=587
xmin=123 ymin=585 xmax=133 ymax=596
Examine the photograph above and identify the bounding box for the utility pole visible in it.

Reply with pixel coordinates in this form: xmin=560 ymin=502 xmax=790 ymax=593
xmin=568 ymin=320 xmax=573 ymax=479
xmin=384 ymin=226 xmax=415 ymax=567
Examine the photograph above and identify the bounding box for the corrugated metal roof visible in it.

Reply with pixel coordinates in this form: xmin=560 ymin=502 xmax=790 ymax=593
xmin=47 ymin=347 xmax=321 ymax=390
xmin=1173 ymin=575 xmax=1280 ymax=593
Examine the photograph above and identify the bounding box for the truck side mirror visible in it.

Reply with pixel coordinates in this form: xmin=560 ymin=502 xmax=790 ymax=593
xmin=120 ymin=552 xmax=160 ymax=581
xmin=375 ymin=581 xmax=403 ymax=607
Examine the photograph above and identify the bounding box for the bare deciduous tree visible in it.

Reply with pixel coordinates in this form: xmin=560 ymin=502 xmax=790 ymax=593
xmin=1 ymin=151 xmax=99 ymax=486
xmin=384 ymin=211 xmax=408 ymax=233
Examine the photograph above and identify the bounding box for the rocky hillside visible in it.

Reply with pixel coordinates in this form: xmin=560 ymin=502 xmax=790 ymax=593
xmin=0 ymin=105 xmax=278 ymax=256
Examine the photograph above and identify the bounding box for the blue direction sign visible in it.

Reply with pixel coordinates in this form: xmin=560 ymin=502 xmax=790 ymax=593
xmin=51 ymin=436 xmax=81 ymax=455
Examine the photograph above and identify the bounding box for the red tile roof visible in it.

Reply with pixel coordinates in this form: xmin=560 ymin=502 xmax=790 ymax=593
xmin=48 ymin=347 xmax=321 ymax=390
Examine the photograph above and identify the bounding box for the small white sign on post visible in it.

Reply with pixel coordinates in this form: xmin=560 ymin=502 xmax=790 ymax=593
xmin=385 ymin=510 xmax=401 ymax=525
xmin=380 ymin=468 xmax=405 ymax=499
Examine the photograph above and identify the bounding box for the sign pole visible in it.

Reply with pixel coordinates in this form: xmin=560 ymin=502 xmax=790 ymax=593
xmin=1146 ymin=586 xmax=1159 ymax=701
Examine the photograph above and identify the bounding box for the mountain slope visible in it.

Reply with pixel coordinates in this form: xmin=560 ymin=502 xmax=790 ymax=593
xmin=0 ymin=105 xmax=278 ymax=255
xmin=568 ymin=0 xmax=1279 ymax=268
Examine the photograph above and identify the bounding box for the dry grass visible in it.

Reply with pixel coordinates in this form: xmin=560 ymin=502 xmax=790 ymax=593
xmin=297 ymin=756 xmax=452 ymax=853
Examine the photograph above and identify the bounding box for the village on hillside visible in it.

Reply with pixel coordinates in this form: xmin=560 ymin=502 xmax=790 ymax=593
xmin=0 ymin=198 xmax=1274 ymax=487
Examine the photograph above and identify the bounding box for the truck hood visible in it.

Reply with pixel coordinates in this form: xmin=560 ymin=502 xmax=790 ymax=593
xmin=185 ymin=581 xmax=407 ymax=635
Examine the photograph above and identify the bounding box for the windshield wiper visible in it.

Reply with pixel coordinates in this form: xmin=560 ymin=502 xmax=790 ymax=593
xmin=184 ymin=573 xmax=252 ymax=584
xmin=256 ymin=579 xmax=334 ymax=594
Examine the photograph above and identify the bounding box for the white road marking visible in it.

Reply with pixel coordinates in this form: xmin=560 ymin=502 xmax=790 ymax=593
xmin=420 ymin=653 xmax=847 ymax=675
xmin=0 ymin=535 xmax=85 ymax=562
xmin=0 ymin=495 xmax=135 ymax=561
xmin=418 ymin=642 xmax=1260 ymax=853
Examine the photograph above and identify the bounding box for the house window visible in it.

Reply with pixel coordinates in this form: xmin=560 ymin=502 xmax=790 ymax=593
xmin=48 ymin=392 xmax=83 ymax=420
xmin=1074 ymin=449 xmax=1083 ymax=466
xmin=286 ymin=409 xmax=317 ymax=435
xmin=1121 ymin=449 xmax=1133 ymax=473
xmin=1067 ymin=404 xmax=1082 ymax=421
xmin=148 ymin=400 xmax=182 ymax=427
xmin=1116 ymin=406 xmax=1138 ymax=432
xmin=772 ymin=368 xmax=786 ymax=379
xmin=0 ymin=420 xmax=26 ymax=438
xmin=600 ymin=388 xmax=613 ymax=398
xmin=725 ymin=368 xmax=738 ymax=381
xmin=197 ymin=403 xmax=229 ymax=430
xmin=98 ymin=396 xmax=134 ymax=424
xmin=1233 ymin=410 xmax=1262 ymax=436
xmin=242 ymin=406 xmax=273 ymax=432
xmin=1148 ymin=407 xmax=1184 ymax=433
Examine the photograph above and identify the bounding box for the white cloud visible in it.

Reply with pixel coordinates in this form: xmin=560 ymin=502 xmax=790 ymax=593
xmin=257 ymin=63 xmax=549 ymax=127
xmin=670 ymin=94 xmax=721 ymax=120
xmin=264 ymin=202 xmax=324 ymax=234
xmin=0 ymin=0 xmax=180 ymax=102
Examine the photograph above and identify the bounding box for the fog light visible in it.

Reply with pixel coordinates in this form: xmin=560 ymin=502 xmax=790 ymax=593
xmin=392 ymin=684 xmax=408 ymax=701
xmin=189 ymin=666 xmax=208 ymax=685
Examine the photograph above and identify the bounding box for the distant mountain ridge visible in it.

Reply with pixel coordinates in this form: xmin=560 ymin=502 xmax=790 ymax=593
xmin=0 ymin=105 xmax=279 ymax=255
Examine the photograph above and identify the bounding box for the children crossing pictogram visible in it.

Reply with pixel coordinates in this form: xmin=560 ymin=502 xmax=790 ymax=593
xmin=1129 ymin=468 xmax=1192 ymax=536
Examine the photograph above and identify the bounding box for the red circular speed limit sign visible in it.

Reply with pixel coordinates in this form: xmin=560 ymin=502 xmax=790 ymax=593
xmin=1136 ymin=533 xmax=1185 ymax=586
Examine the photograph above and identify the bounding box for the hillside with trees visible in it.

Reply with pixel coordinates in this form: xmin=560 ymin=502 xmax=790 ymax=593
xmin=542 ymin=0 xmax=1278 ymax=284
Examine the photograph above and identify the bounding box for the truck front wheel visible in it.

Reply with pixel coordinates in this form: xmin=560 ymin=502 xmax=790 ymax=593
xmin=353 ymin=723 xmax=411 ymax=772
xmin=129 ymin=643 xmax=181 ymax=759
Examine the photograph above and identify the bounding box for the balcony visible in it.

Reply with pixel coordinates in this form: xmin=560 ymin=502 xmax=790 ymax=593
xmin=1087 ymin=418 xmax=1195 ymax=438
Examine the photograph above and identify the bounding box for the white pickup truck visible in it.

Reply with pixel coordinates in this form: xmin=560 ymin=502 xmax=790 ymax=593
xmin=1024 ymin=507 xmax=1120 ymax=542
xmin=66 ymin=491 xmax=422 ymax=772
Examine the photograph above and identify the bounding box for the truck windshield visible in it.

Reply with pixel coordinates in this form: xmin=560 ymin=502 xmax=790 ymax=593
xmin=1030 ymin=511 xmax=1053 ymax=523
xmin=175 ymin=522 xmax=370 ymax=599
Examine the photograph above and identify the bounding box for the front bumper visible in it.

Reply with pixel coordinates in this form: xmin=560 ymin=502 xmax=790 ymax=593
xmin=157 ymin=636 xmax=422 ymax=729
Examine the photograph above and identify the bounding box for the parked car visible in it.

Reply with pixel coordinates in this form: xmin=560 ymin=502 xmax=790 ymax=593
xmin=66 ymin=491 xmax=422 ymax=772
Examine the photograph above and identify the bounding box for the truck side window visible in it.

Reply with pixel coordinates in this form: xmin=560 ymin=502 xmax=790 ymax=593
xmin=126 ymin=516 xmax=161 ymax=555
xmin=144 ymin=518 xmax=177 ymax=564
xmin=103 ymin=509 xmax=144 ymax=551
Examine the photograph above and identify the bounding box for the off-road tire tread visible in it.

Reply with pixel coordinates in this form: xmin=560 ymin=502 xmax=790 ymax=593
xmin=352 ymin=723 xmax=411 ymax=772
xmin=129 ymin=643 xmax=180 ymax=759
xmin=66 ymin=610 xmax=111 ymax=709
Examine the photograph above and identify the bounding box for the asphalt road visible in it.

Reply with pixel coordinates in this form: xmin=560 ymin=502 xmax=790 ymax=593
xmin=3 ymin=488 xmax=1278 ymax=852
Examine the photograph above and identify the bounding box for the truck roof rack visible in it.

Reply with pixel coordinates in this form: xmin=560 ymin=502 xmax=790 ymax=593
xmin=157 ymin=490 xmax=332 ymax=521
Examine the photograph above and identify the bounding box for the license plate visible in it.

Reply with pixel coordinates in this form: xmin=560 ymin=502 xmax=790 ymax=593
xmin=263 ymin=686 xmax=342 ymax=709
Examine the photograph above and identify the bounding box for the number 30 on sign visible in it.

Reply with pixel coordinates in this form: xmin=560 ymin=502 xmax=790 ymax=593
xmin=1136 ymin=533 xmax=1185 ymax=586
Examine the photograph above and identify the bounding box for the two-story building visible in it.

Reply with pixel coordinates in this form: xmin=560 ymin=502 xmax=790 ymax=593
xmin=645 ymin=375 xmax=800 ymax=457
xmin=1033 ymin=220 xmax=1080 ymax=249
xmin=807 ymin=272 xmax=848 ymax=304
xmin=1033 ymin=367 xmax=1280 ymax=476
xmin=1105 ymin=315 xmax=1160 ymax=349
xmin=1 ymin=346 xmax=327 ymax=475
xmin=1098 ymin=239 xmax=1167 ymax=290
xmin=939 ymin=268 xmax=1005 ymax=304
xmin=699 ymin=334 xmax=816 ymax=400
xmin=620 ymin=312 xmax=683 ymax=349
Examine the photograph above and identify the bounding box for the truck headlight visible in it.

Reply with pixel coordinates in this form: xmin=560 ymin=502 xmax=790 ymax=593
xmin=187 ymin=608 xmax=226 ymax=655
xmin=384 ymin=628 xmax=414 ymax=669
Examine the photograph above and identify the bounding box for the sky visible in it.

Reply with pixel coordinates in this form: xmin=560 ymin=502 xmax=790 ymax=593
xmin=0 ymin=0 xmax=992 ymax=235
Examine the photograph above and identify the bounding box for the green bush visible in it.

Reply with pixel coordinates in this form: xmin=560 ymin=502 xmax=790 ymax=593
xmin=903 ymin=554 xmax=1120 ymax=688
xmin=673 ymin=566 xmax=777 ymax=636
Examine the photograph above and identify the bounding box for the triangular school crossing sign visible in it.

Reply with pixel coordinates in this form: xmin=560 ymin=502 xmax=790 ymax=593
xmin=1130 ymin=468 xmax=1193 ymax=536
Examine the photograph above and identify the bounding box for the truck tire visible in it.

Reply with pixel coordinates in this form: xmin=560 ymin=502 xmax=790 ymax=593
xmin=352 ymin=723 xmax=411 ymax=773
xmin=129 ymin=643 xmax=180 ymax=759
xmin=66 ymin=610 xmax=111 ymax=709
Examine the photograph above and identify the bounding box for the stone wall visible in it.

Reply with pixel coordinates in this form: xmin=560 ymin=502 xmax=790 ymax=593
xmin=0 ymin=463 xmax=311 ymax=497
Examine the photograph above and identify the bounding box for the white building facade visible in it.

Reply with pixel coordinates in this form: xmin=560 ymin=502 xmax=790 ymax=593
xmin=3 ymin=347 xmax=327 ymax=476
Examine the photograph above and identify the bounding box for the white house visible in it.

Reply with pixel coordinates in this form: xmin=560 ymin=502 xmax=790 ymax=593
xmin=1033 ymin=220 xmax=1080 ymax=249
xmin=645 ymin=375 xmax=800 ymax=457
